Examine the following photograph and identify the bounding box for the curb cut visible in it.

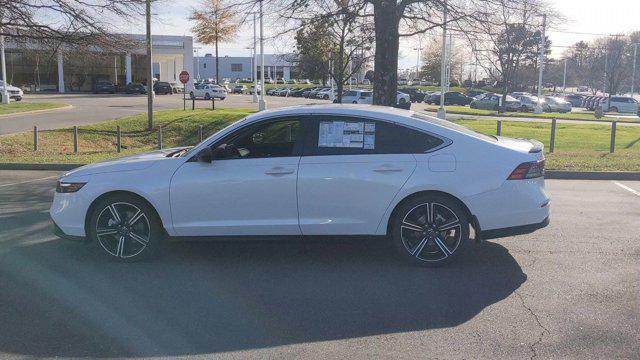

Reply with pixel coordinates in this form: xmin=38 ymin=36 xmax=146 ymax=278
xmin=0 ymin=104 xmax=73 ymax=118
xmin=1 ymin=163 xmax=639 ymax=181
xmin=545 ymin=170 xmax=640 ymax=181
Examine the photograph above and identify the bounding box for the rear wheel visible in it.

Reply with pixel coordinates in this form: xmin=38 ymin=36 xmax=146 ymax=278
xmin=610 ymin=107 xmax=618 ymax=113
xmin=391 ymin=194 xmax=470 ymax=266
xmin=87 ymin=194 xmax=163 ymax=262
xmin=189 ymin=92 xmax=195 ymax=99
xmin=204 ymin=93 xmax=211 ymax=100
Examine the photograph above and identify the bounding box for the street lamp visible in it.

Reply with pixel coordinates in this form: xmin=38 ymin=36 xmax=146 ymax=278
xmin=413 ymin=37 xmax=422 ymax=83
xmin=0 ymin=34 xmax=9 ymax=104
xmin=251 ymin=12 xmax=258 ymax=103
xmin=258 ymin=0 xmax=266 ymax=111
xmin=631 ymin=43 xmax=638 ymax=96
xmin=146 ymin=0 xmax=154 ymax=129
xmin=437 ymin=0 xmax=448 ymax=120
xmin=534 ymin=13 xmax=547 ymax=114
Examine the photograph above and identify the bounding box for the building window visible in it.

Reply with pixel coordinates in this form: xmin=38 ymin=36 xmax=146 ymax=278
xmin=231 ymin=63 xmax=242 ymax=72
xmin=203 ymin=63 xmax=206 ymax=69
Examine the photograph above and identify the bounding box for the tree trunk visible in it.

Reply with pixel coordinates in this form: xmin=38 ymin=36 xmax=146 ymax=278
xmin=372 ymin=1 xmax=399 ymax=106
xmin=215 ymin=39 xmax=219 ymax=85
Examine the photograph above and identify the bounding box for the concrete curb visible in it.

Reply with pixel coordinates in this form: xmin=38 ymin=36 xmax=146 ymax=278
xmin=545 ymin=170 xmax=640 ymax=181
xmin=1 ymin=163 xmax=639 ymax=180
xmin=0 ymin=104 xmax=73 ymax=118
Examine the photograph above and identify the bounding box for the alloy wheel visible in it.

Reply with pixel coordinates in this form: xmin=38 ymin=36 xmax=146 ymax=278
xmin=400 ymin=202 xmax=463 ymax=262
xmin=95 ymin=202 xmax=150 ymax=259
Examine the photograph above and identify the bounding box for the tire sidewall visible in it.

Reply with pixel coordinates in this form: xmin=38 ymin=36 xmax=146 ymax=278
xmin=87 ymin=194 xmax=163 ymax=262
xmin=391 ymin=194 xmax=470 ymax=267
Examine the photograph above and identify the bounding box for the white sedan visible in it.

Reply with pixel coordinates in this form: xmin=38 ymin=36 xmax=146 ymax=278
xmin=189 ymin=84 xmax=226 ymax=100
xmin=50 ymin=105 xmax=550 ymax=266
xmin=0 ymin=80 xmax=24 ymax=101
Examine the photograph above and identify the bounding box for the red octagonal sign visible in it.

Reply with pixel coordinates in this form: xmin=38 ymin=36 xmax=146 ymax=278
xmin=179 ymin=71 xmax=190 ymax=84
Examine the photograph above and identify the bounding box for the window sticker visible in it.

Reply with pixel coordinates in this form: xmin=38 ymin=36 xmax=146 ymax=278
xmin=318 ymin=121 xmax=375 ymax=149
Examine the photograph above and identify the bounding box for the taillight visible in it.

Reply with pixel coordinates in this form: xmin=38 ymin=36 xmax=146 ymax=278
xmin=507 ymin=160 xmax=545 ymax=180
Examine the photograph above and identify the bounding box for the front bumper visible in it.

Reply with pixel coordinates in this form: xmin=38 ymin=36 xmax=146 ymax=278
xmin=52 ymin=218 xmax=86 ymax=242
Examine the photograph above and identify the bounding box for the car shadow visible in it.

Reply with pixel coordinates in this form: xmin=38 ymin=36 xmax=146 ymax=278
xmin=0 ymin=233 xmax=526 ymax=358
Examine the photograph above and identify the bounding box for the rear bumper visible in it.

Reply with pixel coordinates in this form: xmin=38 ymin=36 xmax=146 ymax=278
xmin=480 ymin=216 xmax=549 ymax=240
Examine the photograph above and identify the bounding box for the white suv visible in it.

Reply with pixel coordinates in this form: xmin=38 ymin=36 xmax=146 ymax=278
xmin=601 ymin=96 xmax=639 ymax=114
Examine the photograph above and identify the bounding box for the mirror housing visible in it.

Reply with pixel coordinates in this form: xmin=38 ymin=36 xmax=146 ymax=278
xmin=195 ymin=147 xmax=213 ymax=163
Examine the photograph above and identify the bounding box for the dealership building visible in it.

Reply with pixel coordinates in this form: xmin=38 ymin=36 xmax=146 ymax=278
xmin=1 ymin=34 xmax=194 ymax=92
xmin=193 ymin=53 xmax=299 ymax=82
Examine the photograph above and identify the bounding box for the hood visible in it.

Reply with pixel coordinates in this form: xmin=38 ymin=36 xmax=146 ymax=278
xmin=0 ymin=83 xmax=21 ymax=91
xmin=63 ymin=147 xmax=189 ymax=177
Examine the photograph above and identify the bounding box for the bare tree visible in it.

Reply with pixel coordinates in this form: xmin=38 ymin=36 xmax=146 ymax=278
xmin=191 ymin=0 xmax=239 ymax=84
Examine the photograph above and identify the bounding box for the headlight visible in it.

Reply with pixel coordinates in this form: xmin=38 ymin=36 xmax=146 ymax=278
xmin=56 ymin=181 xmax=86 ymax=193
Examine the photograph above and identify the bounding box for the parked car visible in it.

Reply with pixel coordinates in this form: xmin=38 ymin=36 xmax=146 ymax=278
xmin=600 ymin=96 xmax=639 ymax=113
xmin=541 ymin=96 xmax=572 ymax=113
xmin=316 ymin=88 xmax=335 ymax=100
xmin=420 ymin=80 xmax=434 ymax=86
xmin=51 ymin=105 xmax=549 ymax=266
xmin=249 ymin=85 xmax=262 ymax=95
xmin=425 ymin=92 xmax=473 ymax=106
xmin=306 ymin=87 xmax=325 ymax=98
xmin=232 ymin=85 xmax=247 ymax=94
xmin=354 ymin=91 xmax=410 ymax=106
xmin=340 ymin=89 xmax=371 ymax=103
xmin=93 ymin=80 xmax=116 ymax=94
xmin=0 ymin=80 xmax=24 ymax=101
xmin=398 ymin=78 xmax=408 ymax=85
xmin=561 ymin=94 xmax=584 ymax=108
xmin=289 ymin=88 xmax=307 ymax=97
xmin=276 ymin=78 xmax=286 ymax=84
xmin=399 ymin=87 xmax=427 ymax=102
xmin=396 ymin=91 xmax=411 ymax=105
xmin=466 ymin=90 xmax=486 ymax=98
xmin=125 ymin=82 xmax=146 ymax=94
xmin=511 ymin=95 xmax=544 ymax=112
xmin=169 ymin=82 xmax=183 ymax=94
xmin=470 ymin=93 xmax=521 ymax=111
xmin=189 ymin=84 xmax=226 ymax=100
xmin=153 ymin=81 xmax=173 ymax=95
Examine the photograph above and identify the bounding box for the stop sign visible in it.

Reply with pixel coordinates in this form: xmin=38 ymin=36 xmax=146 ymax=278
xmin=179 ymin=71 xmax=190 ymax=84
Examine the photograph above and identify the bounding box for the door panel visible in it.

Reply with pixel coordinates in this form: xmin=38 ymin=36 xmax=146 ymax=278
xmin=170 ymin=157 xmax=301 ymax=236
xmin=297 ymin=154 xmax=416 ymax=235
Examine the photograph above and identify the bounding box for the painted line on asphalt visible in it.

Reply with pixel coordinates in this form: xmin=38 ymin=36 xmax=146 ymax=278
xmin=612 ymin=181 xmax=640 ymax=197
xmin=0 ymin=175 xmax=58 ymax=188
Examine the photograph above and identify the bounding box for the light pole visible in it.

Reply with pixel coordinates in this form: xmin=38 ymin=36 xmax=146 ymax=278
xmin=437 ymin=0 xmax=447 ymax=120
xmin=534 ymin=13 xmax=546 ymax=114
xmin=413 ymin=37 xmax=422 ymax=83
xmin=631 ymin=43 xmax=638 ymax=96
xmin=193 ymin=47 xmax=202 ymax=80
xmin=258 ymin=0 xmax=266 ymax=111
xmin=252 ymin=12 xmax=258 ymax=103
xmin=0 ymin=34 xmax=9 ymax=104
xmin=562 ymin=58 xmax=567 ymax=94
xmin=146 ymin=0 xmax=154 ymax=130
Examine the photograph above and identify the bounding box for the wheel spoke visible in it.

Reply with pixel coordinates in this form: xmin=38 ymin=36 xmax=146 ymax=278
xmin=127 ymin=210 xmax=144 ymax=226
xmin=432 ymin=236 xmax=452 ymax=257
xmin=96 ymin=227 xmax=118 ymax=236
xmin=425 ymin=203 xmax=433 ymax=224
xmin=116 ymin=235 xmax=126 ymax=258
xmin=437 ymin=220 xmax=461 ymax=232
xmin=129 ymin=232 xmax=148 ymax=246
xmin=411 ymin=237 xmax=429 ymax=257
xmin=108 ymin=204 xmax=122 ymax=223
xmin=402 ymin=221 xmax=423 ymax=232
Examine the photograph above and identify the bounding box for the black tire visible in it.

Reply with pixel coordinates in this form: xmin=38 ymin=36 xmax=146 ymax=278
xmin=189 ymin=92 xmax=195 ymax=99
xmin=391 ymin=194 xmax=470 ymax=267
xmin=87 ymin=194 xmax=163 ymax=262
xmin=399 ymin=98 xmax=407 ymax=104
xmin=610 ymin=107 xmax=618 ymax=113
xmin=323 ymin=94 xmax=329 ymax=100
xmin=204 ymin=93 xmax=211 ymax=100
xmin=352 ymin=101 xmax=358 ymax=104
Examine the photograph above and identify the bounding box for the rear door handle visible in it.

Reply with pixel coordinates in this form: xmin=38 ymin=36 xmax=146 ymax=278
xmin=265 ymin=167 xmax=295 ymax=175
xmin=373 ymin=165 xmax=403 ymax=173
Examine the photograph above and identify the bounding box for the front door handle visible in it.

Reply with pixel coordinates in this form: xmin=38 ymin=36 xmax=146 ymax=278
xmin=265 ymin=167 xmax=295 ymax=175
xmin=373 ymin=165 xmax=404 ymax=173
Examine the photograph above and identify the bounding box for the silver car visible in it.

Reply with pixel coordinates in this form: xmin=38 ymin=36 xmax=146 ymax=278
xmin=541 ymin=96 xmax=572 ymax=113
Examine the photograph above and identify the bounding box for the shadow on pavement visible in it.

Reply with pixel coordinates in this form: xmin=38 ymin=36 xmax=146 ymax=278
xmin=0 ymin=233 xmax=526 ymax=358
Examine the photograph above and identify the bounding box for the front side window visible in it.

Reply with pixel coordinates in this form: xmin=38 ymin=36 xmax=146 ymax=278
xmin=215 ymin=119 xmax=302 ymax=159
xmin=308 ymin=116 xmax=445 ymax=156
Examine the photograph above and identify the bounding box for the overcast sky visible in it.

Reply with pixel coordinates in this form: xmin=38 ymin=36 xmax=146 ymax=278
xmin=126 ymin=0 xmax=640 ymax=69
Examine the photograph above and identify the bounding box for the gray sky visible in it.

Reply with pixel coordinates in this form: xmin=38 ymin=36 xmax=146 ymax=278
xmin=128 ymin=0 xmax=640 ymax=69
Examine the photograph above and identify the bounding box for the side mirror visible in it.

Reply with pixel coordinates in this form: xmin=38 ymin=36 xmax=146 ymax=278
xmin=196 ymin=147 xmax=213 ymax=163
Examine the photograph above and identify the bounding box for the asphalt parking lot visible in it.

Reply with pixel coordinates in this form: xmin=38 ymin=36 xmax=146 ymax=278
xmin=0 ymin=171 xmax=638 ymax=359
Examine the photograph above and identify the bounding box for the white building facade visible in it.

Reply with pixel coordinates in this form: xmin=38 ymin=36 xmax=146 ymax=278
xmin=194 ymin=54 xmax=298 ymax=82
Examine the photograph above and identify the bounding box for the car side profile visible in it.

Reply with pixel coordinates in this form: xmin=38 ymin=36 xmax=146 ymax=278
xmin=51 ymin=105 xmax=550 ymax=266
xmin=190 ymin=84 xmax=227 ymax=100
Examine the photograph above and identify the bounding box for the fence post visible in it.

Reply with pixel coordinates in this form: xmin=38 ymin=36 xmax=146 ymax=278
xmin=116 ymin=125 xmax=121 ymax=153
xmin=33 ymin=126 xmax=38 ymax=151
xmin=549 ymin=118 xmax=556 ymax=153
xmin=73 ymin=126 xmax=78 ymax=154
xmin=610 ymin=121 xmax=617 ymax=153
xmin=496 ymin=120 xmax=502 ymax=136
xmin=157 ymin=126 xmax=163 ymax=150
xmin=199 ymin=125 xmax=203 ymax=142
xmin=192 ymin=97 xmax=195 ymax=110
xmin=212 ymin=98 xmax=215 ymax=110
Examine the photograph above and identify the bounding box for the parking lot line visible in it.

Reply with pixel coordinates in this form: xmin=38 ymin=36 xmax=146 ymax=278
xmin=0 ymin=175 xmax=58 ymax=188
xmin=612 ymin=181 xmax=640 ymax=197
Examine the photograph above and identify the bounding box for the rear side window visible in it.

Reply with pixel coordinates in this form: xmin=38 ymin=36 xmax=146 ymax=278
xmin=307 ymin=116 xmax=445 ymax=156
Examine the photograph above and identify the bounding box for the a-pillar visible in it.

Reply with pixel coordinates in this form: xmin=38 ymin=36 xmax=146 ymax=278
xmin=57 ymin=52 xmax=65 ymax=93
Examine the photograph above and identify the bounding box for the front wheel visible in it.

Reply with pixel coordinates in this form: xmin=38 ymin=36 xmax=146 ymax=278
xmin=610 ymin=107 xmax=618 ymax=113
xmin=204 ymin=93 xmax=211 ymax=100
xmin=189 ymin=92 xmax=195 ymax=99
xmin=87 ymin=194 xmax=163 ymax=262
xmin=391 ymin=194 xmax=469 ymax=266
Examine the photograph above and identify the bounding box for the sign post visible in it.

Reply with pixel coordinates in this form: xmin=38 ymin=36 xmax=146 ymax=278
xmin=179 ymin=70 xmax=190 ymax=111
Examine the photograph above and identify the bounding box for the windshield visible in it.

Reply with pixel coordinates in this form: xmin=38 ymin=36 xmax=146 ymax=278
xmin=412 ymin=113 xmax=497 ymax=142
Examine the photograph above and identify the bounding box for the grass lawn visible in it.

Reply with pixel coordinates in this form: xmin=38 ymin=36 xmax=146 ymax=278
xmin=424 ymin=105 xmax=640 ymax=123
xmin=0 ymin=108 xmax=252 ymax=164
xmin=0 ymin=108 xmax=638 ymax=171
xmin=456 ymin=119 xmax=640 ymax=171
xmin=0 ymin=102 xmax=69 ymax=115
